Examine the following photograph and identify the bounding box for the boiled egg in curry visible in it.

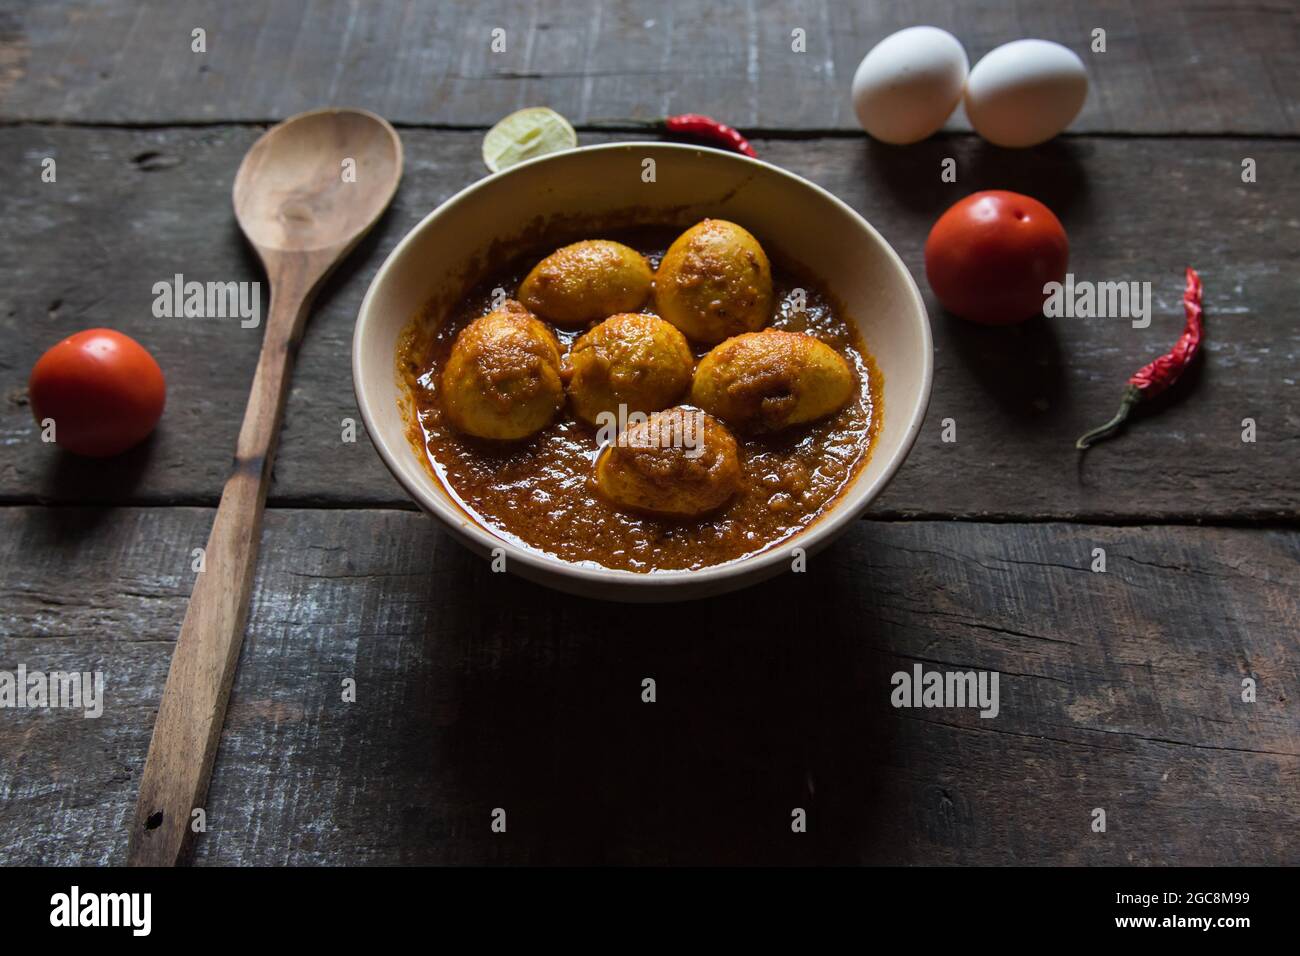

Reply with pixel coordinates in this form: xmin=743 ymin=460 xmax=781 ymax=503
xmin=691 ymin=329 xmax=855 ymax=434
xmin=440 ymin=300 xmax=564 ymax=440
xmin=565 ymin=312 xmax=694 ymax=426
xmin=594 ymin=407 xmax=742 ymax=518
xmin=654 ymin=219 xmax=773 ymax=345
xmin=518 ymin=239 xmax=653 ymax=327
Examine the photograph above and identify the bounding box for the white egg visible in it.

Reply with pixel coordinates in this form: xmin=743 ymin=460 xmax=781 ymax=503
xmin=851 ymin=26 xmax=968 ymax=145
xmin=965 ymin=39 xmax=1089 ymax=147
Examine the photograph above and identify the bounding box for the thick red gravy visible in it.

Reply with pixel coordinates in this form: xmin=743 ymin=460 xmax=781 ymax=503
xmin=397 ymin=228 xmax=882 ymax=572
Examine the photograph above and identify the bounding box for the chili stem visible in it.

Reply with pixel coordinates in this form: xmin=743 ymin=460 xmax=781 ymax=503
xmin=1075 ymin=384 xmax=1142 ymax=450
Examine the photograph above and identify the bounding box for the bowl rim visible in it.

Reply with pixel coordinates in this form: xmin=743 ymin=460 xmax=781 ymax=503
xmin=353 ymin=140 xmax=933 ymax=591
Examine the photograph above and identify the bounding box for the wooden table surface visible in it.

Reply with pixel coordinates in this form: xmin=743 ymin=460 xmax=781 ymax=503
xmin=1 ymin=0 xmax=1296 ymax=865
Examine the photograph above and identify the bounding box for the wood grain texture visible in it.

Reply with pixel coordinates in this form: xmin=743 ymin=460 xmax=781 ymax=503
xmin=1 ymin=127 xmax=1296 ymax=519
xmin=0 ymin=507 xmax=1295 ymax=865
xmin=0 ymin=0 xmax=1296 ymax=134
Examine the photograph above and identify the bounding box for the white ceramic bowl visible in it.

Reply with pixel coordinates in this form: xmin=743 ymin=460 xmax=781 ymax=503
xmin=353 ymin=142 xmax=931 ymax=601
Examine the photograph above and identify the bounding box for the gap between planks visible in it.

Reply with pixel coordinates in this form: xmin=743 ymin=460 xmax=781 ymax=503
xmin=1 ymin=118 xmax=1298 ymax=142
xmin=0 ymin=499 xmax=1297 ymax=531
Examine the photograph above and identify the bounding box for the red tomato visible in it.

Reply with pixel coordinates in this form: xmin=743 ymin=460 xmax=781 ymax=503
xmin=29 ymin=329 xmax=166 ymax=457
xmin=924 ymin=190 xmax=1069 ymax=325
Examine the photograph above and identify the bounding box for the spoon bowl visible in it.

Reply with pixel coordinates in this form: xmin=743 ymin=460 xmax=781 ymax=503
xmin=233 ymin=107 xmax=403 ymax=259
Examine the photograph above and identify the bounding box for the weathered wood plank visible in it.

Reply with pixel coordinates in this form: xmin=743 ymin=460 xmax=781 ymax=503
xmin=0 ymin=0 xmax=1295 ymax=134
xmin=0 ymin=507 xmax=1295 ymax=864
xmin=1 ymin=127 xmax=1296 ymax=519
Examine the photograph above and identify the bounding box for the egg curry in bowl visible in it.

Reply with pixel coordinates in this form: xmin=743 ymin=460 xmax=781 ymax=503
xmin=397 ymin=219 xmax=881 ymax=572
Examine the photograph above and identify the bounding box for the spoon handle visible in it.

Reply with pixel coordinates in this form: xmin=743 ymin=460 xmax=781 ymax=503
xmin=128 ymin=261 xmax=321 ymax=866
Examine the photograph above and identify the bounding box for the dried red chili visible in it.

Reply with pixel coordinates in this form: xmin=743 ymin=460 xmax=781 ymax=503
xmin=1075 ymin=267 xmax=1204 ymax=450
xmin=590 ymin=114 xmax=757 ymax=157
xmin=662 ymin=114 xmax=757 ymax=157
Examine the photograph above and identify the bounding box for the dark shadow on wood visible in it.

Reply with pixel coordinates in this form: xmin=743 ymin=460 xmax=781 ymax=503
xmin=383 ymin=536 xmax=906 ymax=864
xmin=945 ymin=314 xmax=1066 ymax=425
xmin=860 ymin=135 xmax=1090 ymax=222
xmin=231 ymin=218 xmax=263 ymax=284
xmin=42 ymin=433 xmax=157 ymax=525
xmin=310 ymin=201 xmax=401 ymax=316
xmin=961 ymin=138 xmax=1092 ymax=222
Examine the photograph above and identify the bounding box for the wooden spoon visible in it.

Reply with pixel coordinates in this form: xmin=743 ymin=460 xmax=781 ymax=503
xmin=128 ymin=108 xmax=402 ymax=866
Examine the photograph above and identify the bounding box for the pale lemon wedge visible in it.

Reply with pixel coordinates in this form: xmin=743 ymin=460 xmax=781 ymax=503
xmin=482 ymin=107 xmax=578 ymax=173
